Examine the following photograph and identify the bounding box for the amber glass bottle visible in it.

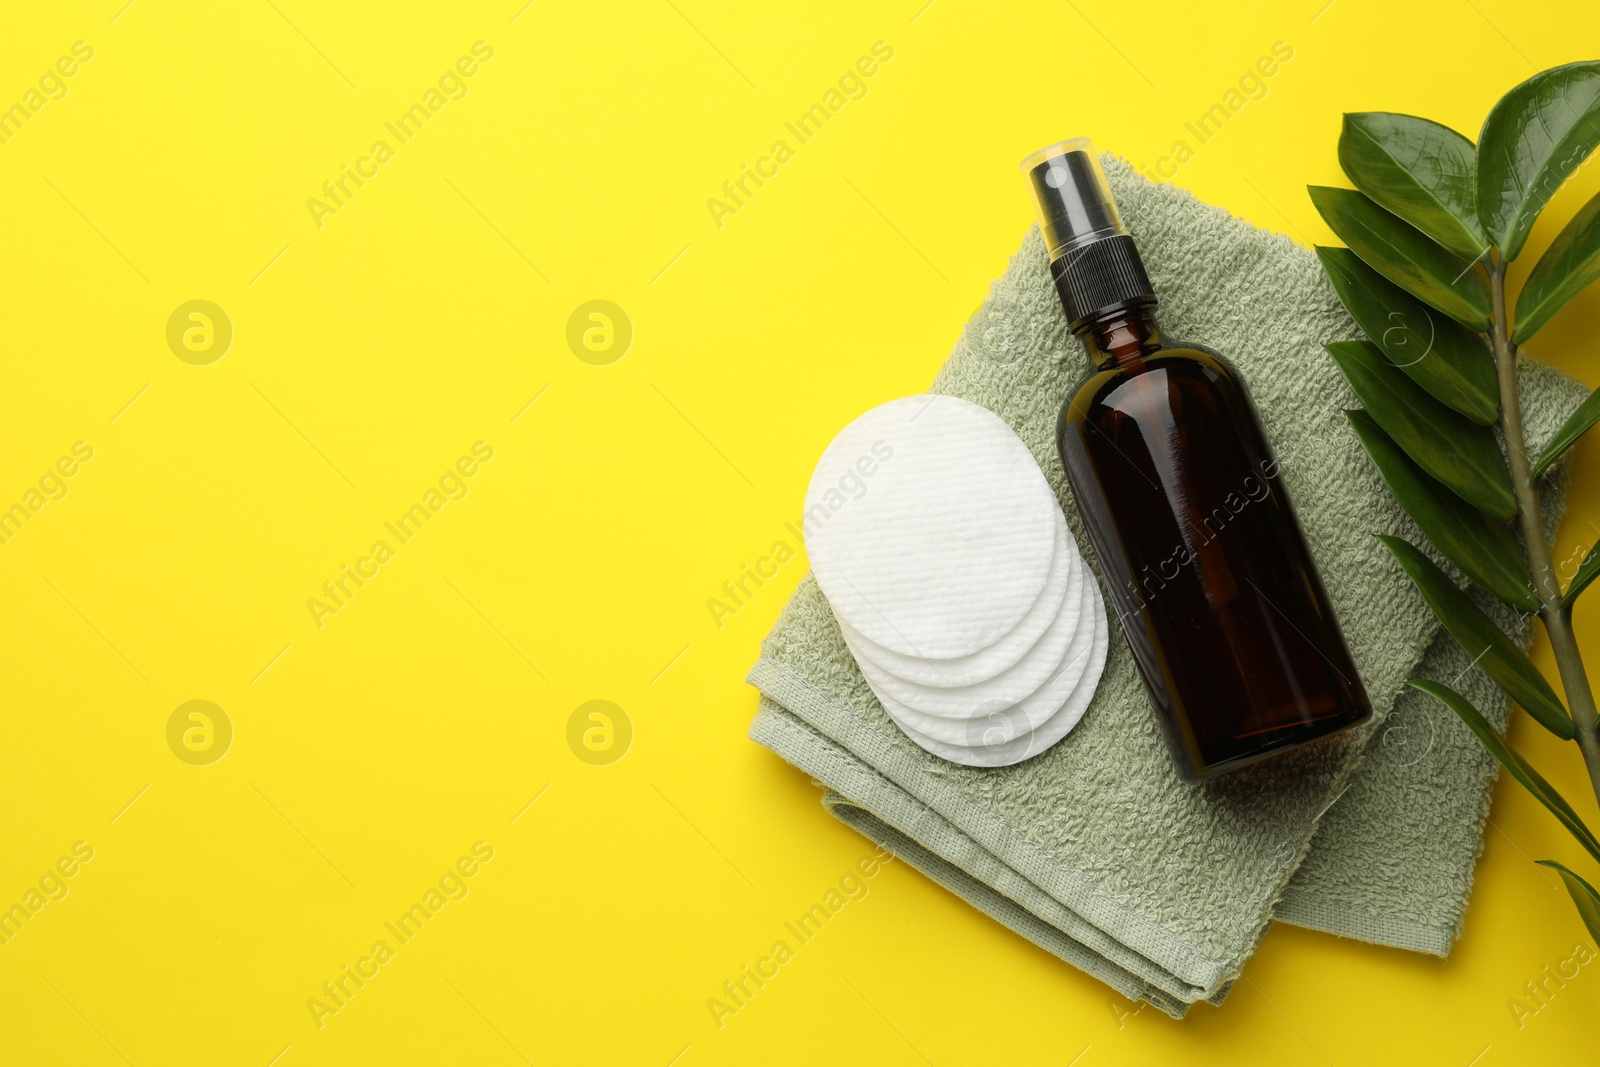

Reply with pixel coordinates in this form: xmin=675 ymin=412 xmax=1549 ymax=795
xmin=1023 ymin=140 xmax=1370 ymax=777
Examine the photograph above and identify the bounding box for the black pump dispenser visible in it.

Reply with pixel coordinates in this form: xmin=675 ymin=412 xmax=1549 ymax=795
xmin=1021 ymin=139 xmax=1155 ymax=328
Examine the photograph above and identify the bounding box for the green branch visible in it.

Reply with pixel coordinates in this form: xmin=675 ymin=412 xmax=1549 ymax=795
xmin=1487 ymin=259 xmax=1600 ymax=804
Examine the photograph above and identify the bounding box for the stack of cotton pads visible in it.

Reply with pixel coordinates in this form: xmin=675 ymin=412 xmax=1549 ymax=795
xmin=804 ymin=394 xmax=1108 ymax=767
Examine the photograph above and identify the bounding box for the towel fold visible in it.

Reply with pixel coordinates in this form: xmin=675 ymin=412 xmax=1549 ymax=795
xmin=747 ymin=157 xmax=1587 ymax=1015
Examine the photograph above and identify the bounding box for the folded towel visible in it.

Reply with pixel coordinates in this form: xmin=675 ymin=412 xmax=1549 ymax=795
xmin=748 ymin=156 xmax=1588 ymax=1015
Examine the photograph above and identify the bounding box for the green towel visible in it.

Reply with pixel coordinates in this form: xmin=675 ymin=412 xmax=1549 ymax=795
xmin=747 ymin=157 xmax=1588 ymax=1016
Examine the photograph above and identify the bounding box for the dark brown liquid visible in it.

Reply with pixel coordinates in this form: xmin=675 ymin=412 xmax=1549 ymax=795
xmin=1058 ymin=310 xmax=1370 ymax=776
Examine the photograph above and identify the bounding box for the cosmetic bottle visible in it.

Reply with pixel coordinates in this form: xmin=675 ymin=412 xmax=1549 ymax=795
xmin=1022 ymin=139 xmax=1370 ymax=777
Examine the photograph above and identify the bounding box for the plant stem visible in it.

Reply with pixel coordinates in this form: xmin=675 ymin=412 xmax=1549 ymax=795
xmin=1488 ymin=258 xmax=1600 ymax=806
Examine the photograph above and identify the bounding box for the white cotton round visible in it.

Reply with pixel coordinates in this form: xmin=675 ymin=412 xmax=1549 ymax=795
xmin=842 ymin=529 xmax=1086 ymax=718
xmin=841 ymin=509 xmax=1074 ymax=687
xmin=805 ymin=395 xmax=1057 ymax=660
xmin=875 ymin=574 xmax=1110 ymax=768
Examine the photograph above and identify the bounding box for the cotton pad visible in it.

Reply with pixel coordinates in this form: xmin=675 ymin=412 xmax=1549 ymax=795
xmin=842 ymin=532 xmax=1086 ymax=717
xmin=882 ymin=578 xmax=1109 ymax=768
xmin=806 ymin=391 xmax=1110 ymax=767
xmin=805 ymin=395 xmax=1057 ymax=660
xmin=841 ymin=510 xmax=1075 ymax=687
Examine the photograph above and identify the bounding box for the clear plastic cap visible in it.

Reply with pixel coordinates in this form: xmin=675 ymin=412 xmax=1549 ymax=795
xmin=1020 ymin=138 xmax=1127 ymax=260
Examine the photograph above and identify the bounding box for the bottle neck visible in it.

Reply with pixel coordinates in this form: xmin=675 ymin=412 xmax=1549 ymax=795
xmin=1075 ymin=302 xmax=1162 ymax=373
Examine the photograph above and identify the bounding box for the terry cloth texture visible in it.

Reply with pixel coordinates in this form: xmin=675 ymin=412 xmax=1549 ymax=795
xmin=747 ymin=155 xmax=1590 ymax=1016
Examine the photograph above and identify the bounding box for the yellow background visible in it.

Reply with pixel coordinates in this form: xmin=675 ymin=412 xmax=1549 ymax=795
xmin=2 ymin=1 xmax=1598 ymax=1063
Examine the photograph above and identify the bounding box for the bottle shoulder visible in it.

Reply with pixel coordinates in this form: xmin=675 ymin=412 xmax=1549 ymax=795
xmin=1068 ymin=340 xmax=1243 ymax=407
xmin=1059 ymin=340 xmax=1258 ymax=442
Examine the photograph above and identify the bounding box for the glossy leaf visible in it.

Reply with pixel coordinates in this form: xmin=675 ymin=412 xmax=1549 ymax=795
xmin=1382 ymin=536 xmax=1572 ymax=738
xmin=1339 ymin=112 xmax=1489 ymax=260
xmin=1476 ymin=60 xmax=1600 ymax=261
xmin=1532 ymin=385 xmax=1600 ymax=480
xmin=1309 ymin=186 xmax=1490 ymax=329
xmin=1317 ymin=247 xmax=1499 ymax=425
xmin=1328 ymin=341 xmax=1515 ymax=519
xmin=1537 ymin=861 xmax=1600 ymax=947
xmin=1408 ymin=680 xmax=1594 ymax=859
xmin=1515 ymin=190 xmax=1600 ymax=342
xmin=1563 ymin=541 xmax=1600 ymax=611
xmin=1346 ymin=409 xmax=1535 ymax=611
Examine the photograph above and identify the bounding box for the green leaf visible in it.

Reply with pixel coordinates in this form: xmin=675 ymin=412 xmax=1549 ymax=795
xmin=1345 ymin=408 xmax=1535 ymax=611
xmin=1382 ymin=536 xmax=1572 ymax=738
xmin=1476 ymin=60 xmax=1600 ymax=261
xmin=1516 ymin=190 xmax=1600 ymax=342
xmin=1316 ymin=247 xmax=1499 ymax=425
xmin=1338 ymin=112 xmax=1489 ymax=260
xmin=1309 ymin=186 xmax=1491 ymax=330
xmin=1327 ymin=341 xmax=1515 ymax=519
xmin=1563 ymin=541 xmax=1600 ymax=611
xmin=1408 ymin=680 xmax=1594 ymax=859
xmin=1532 ymin=385 xmax=1600 ymax=480
xmin=1537 ymin=861 xmax=1600 ymax=947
